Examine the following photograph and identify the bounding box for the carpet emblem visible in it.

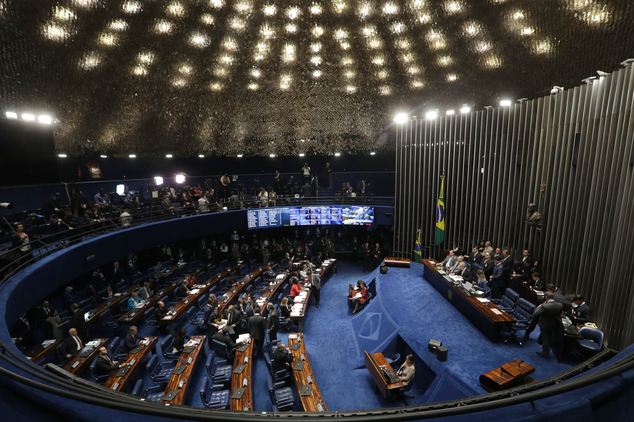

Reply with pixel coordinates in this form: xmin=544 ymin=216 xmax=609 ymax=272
xmin=358 ymin=312 xmax=382 ymax=340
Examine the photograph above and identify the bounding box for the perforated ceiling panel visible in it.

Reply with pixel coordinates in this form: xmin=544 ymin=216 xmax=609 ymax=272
xmin=0 ymin=0 xmax=632 ymax=157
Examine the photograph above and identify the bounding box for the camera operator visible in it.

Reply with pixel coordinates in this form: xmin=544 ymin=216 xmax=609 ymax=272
xmin=124 ymin=190 xmax=140 ymax=213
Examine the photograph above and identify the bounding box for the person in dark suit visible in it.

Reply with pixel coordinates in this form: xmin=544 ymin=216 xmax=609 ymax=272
xmin=267 ymin=303 xmax=280 ymax=341
xmin=372 ymin=242 xmax=382 ymax=268
xmin=301 ymin=182 xmax=312 ymax=198
xmin=529 ymin=273 xmax=546 ymax=291
xmin=311 ymin=252 xmax=323 ymax=268
xmin=514 ymin=249 xmax=535 ymax=275
xmin=571 ymin=295 xmax=593 ymax=324
xmin=60 ymin=328 xmax=84 ymax=359
xmin=547 ymin=285 xmax=573 ymax=315
xmin=173 ymin=328 xmax=191 ymax=354
xmin=202 ymin=295 xmax=217 ymax=323
xmin=11 ymin=314 xmax=35 ymax=348
xmin=457 ymin=262 xmax=471 ymax=282
xmin=211 ymin=326 xmax=237 ymax=352
xmin=247 ymin=305 xmax=267 ymax=357
xmin=69 ymin=303 xmax=89 ymax=343
xmin=154 ymin=301 xmax=169 ymax=320
xmin=525 ymin=292 xmax=564 ymax=358
xmin=309 ymin=269 xmax=322 ymax=308
xmin=356 ymin=179 xmax=367 ymax=196
xmin=223 ymin=305 xmax=242 ymax=332
xmin=95 ymin=346 xmax=127 ymax=377
xmin=272 ymin=343 xmax=294 ymax=373
xmin=111 ymin=261 xmax=126 ymax=285
xmin=362 ymin=242 xmax=372 ymax=272
xmin=490 ymin=257 xmax=505 ymax=299
xmin=280 ymin=253 xmax=290 ymax=270
xmin=36 ymin=300 xmax=55 ymax=339
xmin=62 ymin=286 xmax=74 ymax=311
xmin=243 ymin=295 xmax=255 ymax=321
xmin=175 ymin=279 xmax=190 ymax=300
xmin=469 ymin=246 xmax=483 ymax=266
xmin=481 ymin=252 xmax=494 ymax=280
xmin=501 ymin=250 xmax=513 ymax=289
xmin=123 ymin=326 xmax=145 ymax=352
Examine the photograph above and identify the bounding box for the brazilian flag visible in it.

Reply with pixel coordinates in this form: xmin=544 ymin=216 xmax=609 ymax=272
xmin=413 ymin=229 xmax=422 ymax=262
xmin=436 ymin=176 xmax=445 ymax=245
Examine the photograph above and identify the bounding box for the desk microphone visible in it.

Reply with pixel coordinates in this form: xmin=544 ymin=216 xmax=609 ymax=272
xmin=518 ymin=360 xmax=524 ymax=368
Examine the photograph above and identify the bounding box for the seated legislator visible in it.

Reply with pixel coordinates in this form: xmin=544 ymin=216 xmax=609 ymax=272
xmin=186 ymin=273 xmax=201 ymax=287
xmin=272 ymin=343 xmax=294 ymax=374
xmin=475 ymin=270 xmax=489 ymax=293
xmin=440 ymin=250 xmax=457 ymax=269
xmin=456 ymin=262 xmax=471 ymax=281
xmin=127 ymin=291 xmax=142 ymax=310
xmin=95 ymin=346 xmax=129 ymax=377
xmin=528 ymin=273 xmax=546 ymax=291
xmin=311 ymin=252 xmax=323 ymax=267
xmin=289 ymin=277 xmax=302 ymax=297
xmin=451 ymin=255 xmax=466 ymax=274
xmin=154 ymin=261 xmax=165 ymax=274
xmin=396 ymin=354 xmax=416 ymax=386
xmin=175 ymin=279 xmax=190 ymax=299
xmin=60 ymin=328 xmax=84 ymax=359
xmin=154 ymin=301 xmax=170 ymax=320
xmin=137 ymin=281 xmax=153 ymax=301
xmin=352 ymin=281 xmax=370 ymax=314
xmin=571 ymin=295 xmax=593 ymax=325
xmin=173 ymin=328 xmax=192 ymax=355
xmin=123 ymin=325 xmax=146 ymax=353
xmin=211 ymin=326 xmax=238 ymax=352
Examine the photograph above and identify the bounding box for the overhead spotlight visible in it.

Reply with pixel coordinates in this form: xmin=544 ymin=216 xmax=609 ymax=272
xmin=334 ymin=152 xmax=341 ymax=156
xmin=38 ymin=115 xmax=53 ymax=124
xmin=129 ymin=154 xmax=136 ymax=158
xmin=582 ymin=76 xmax=597 ymax=84
xmin=5 ymin=111 xmax=18 ymax=119
xmin=237 ymin=154 xmax=243 ymax=157
xmin=426 ymin=111 xmax=438 ymax=119
xmin=299 ymin=153 xmax=305 ymax=157
xmin=596 ymin=70 xmax=609 ymax=77
xmin=100 ymin=155 xmax=107 ymax=158
xmin=460 ymin=106 xmax=471 ymax=114
xmin=165 ymin=154 xmax=173 ymax=158
xmin=198 ymin=154 xmax=205 ymax=158
xmin=22 ymin=113 xmax=35 ymax=121
xmin=620 ymin=58 xmax=634 ymax=67
xmin=517 ymin=98 xmax=529 ymax=103
xmin=393 ymin=112 xmax=408 ymax=124
xmin=154 ymin=176 xmax=164 ymax=185
xmin=269 ymin=154 xmax=275 ymax=157
xmin=500 ymin=100 xmax=512 ymax=107
xmin=175 ymin=173 xmax=187 ymax=184
xmin=446 ymin=110 xmax=455 ymax=116
xmin=370 ymin=152 xmax=376 ymax=155
xmin=58 ymin=154 xmax=67 ymax=158
xmin=550 ymin=86 xmax=564 ymax=95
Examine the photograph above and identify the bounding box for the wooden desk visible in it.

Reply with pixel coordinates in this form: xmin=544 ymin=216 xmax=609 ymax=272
xmin=63 ymin=338 xmax=110 ymax=375
xmin=364 ymin=351 xmax=404 ymax=399
xmin=479 ymin=360 xmax=535 ymax=392
xmin=510 ymin=277 xmax=544 ymax=305
xmin=161 ymin=335 xmax=206 ymax=405
xmin=230 ymin=336 xmax=254 ymax=410
xmin=254 ymin=272 xmax=289 ymax=311
xmin=217 ymin=267 xmax=265 ymax=314
xmin=290 ymin=261 xmax=335 ymax=332
xmin=288 ymin=334 xmax=327 ymax=412
xmin=86 ymin=285 xmax=138 ymax=325
xmin=117 ymin=284 xmax=178 ymax=325
xmin=422 ymin=259 xmax=515 ymax=341
xmin=104 ymin=337 xmax=158 ymax=391
xmin=385 ymin=256 xmax=410 ymax=268
xmin=25 ymin=339 xmax=61 ymax=363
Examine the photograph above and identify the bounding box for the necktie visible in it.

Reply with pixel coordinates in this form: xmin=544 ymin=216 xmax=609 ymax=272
xmin=74 ymin=336 xmax=83 ymax=349
xmin=228 ymin=313 xmax=232 ymax=324
xmin=22 ymin=318 xmax=30 ymax=330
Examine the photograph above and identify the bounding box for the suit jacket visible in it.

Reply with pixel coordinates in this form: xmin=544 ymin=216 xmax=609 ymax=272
xmin=173 ymin=334 xmax=191 ymax=352
xmin=460 ymin=267 xmax=472 ymax=281
xmin=272 ymin=347 xmax=293 ymax=372
xmin=36 ymin=306 xmax=54 ymax=329
xmin=311 ymin=256 xmax=323 ymax=267
xmin=440 ymin=255 xmax=457 ymax=268
xmin=553 ymin=291 xmax=573 ymax=315
xmin=267 ymin=308 xmax=280 ymax=332
xmin=123 ymin=333 xmax=144 ymax=352
xmin=469 ymin=252 xmax=483 ymax=266
xmin=573 ymin=303 xmax=592 ymax=324
xmin=530 ymin=300 xmax=564 ymax=331
xmin=482 ymin=258 xmax=494 ymax=279
xmin=223 ymin=309 xmax=242 ymax=327
xmin=202 ymin=304 xmax=215 ymax=323
xmin=211 ymin=331 xmax=236 ymax=350
xmin=530 ymin=278 xmax=546 ymax=291
xmin=112 ymin=266 xmax=125 ymax=284
xmin=154 ymin=305 xmax=168 ymax=320
xmin=247 ymin=315 xmax=267 ymax=341
xmin=175 ymin=284 xmax=189 ymax=299
xmin=70 ymin=309 xmax=89 ymax=342
xmin=491 ymin=264 xmax=505 ymax=287
xmin=501 ymin=257 xmax=513 ymax=282
xmin=95 ymin=354 xmax=119 ymax=376
xmin=521 ymin=255 xmax=535 ymax=269
xmin=61 ymin=335 xmax=84 ymax=357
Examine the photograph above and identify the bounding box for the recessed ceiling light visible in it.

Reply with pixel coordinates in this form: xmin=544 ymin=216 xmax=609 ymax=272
xmin=370 ymin=152 xmax=376 ymax=155
xmin=299 ymin=153 xmax=305 ymax=157
xmin=394 ymin=113 xmax=408 ymax=123
xmin=100 ymin=155 xmax=107 ymax=158
xmin=166 ymin=154 xmax=173 ymax=158
xmin=199 ymin=154 xmax=205 ymax=158
xmin=500 ymin=99 xmax=512 ymax=106
xmin=129 ymin=154 xmax=136 ymax=158
xmin=446 ymin=110 xmax=455 ymax=116
xmin=22 ymin=113 xmax=35 ymax=121
xmin=237 ymin=154 xmax=243 ymax=157
xmin=426 ymin=111 xmax=438 ymax=119
xmin=58 ymin=154 xmax=67 ymax=158
xmin=5 ymin=112 xmax=18 ymax=119
xmin=334 ymin=152 xmax=341 ymax=156
xmin=460 ymin=106 xmax=471 ymax=114
xmin=269 ymin=154 xmax=276 ymax=157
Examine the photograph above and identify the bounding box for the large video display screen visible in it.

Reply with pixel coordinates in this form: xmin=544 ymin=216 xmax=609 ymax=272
xmin=247 ymin=206 xmax=374 ymax=229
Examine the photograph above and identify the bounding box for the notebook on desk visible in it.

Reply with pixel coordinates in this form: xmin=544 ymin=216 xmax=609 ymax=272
xmin=115 ymin=366 xmax=131 ymax=377
xmin=79 ymin=348 xmax=93 ymax=357
xmin=183 ymin=345 xmax=196 ymax=354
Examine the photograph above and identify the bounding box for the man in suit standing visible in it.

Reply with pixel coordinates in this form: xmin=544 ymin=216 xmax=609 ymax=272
xmin=223 ymin=305 xmax=242 ymax=334
xmin=469 ymin=246 xmax=483 ymax=266
xmin=95 ymin=346 xmax=128 ymax=377
xmin=525 ymin=292 xmax=564 ymax=358
xmin=501 ymin=250 xmax=513 ymax=290
xmin=202 ymin=295 xmax=217 ymax=323
xmin=529 ymin=273 xmax=546 ymax=291
xmin=11 ymin=314 xmax=35 ymax=348
xmin=62 ymin=286 xmax=74 ymax=311
xmin=60 ymin=328 xmax=84 ymax=359
xmin=481 ymin=252 xmax=494 ymax=281
xmin=267 ymin=303 xmax=280 ymax=341
xmin=243 ymin=295 xmax=255 ymax=321
xmin=69 ymin=303 xmax=89 ymax=343
xmin=362 ymin=242 xmax=372 ymax=272
xmin=309 ymin=269 xmax=322 ymax=308
xmin=571 ymin=295 xmax=593 ymax=325
xmin=356 ymin=179 xmax=367 ymax=196
xmin=547 ymin=285 xmax=573 ymax=315
xmin=247 ymin=304 xmax=266 ymax=357
xmin=111 ymin=261 xmax=126 ymax=285
xmin=123 ymin=326 xmax=146 ymax=352
xmin=440 ymin=250 xmax=457 ymax=269
xmin=514 ymin=249 xmax=534 ymax=275
xmin=490 ymin=257 xmax=505 ymax=299
xmin=36 ymin=300 xmax=55 ymax=339
xmin=373 ymin=242 xmax=382 ymax=268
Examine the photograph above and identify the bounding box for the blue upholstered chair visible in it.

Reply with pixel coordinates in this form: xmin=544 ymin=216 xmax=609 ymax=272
xmin=145 ymin=355 xmax=175 ymax=384
xmin=160 ymin=335 xmax=180 ymax=361
xmin=187 ymin=307 xmax=205 ymax=328
xmin=108 ymin=337 xmax=127 ymax=360
xmin=266 ymin=374 xmax=294 ymax=411
xmin=263 ymin=350 xmax=289 ymax=388
xmin=89 ymin=357 xmax=110 ymax=383
xmin=211 ymin=338 xmax=234 ymax=361
xmin=99 ymin=309 xmax=118 ymax=330
xmin=502 ymin=298 xmax=536 ymax=347
xmin=493 ymin=288 xmax=520 ymax=313
xmin=144 ymin=308 xmax=158 ymax=327
xmin=131 ymin=379 xmax=165 ymax=402
xmin=576 ymin=327 xmax=604 ymax=356
xmin=205 ymin=354 xmax=232 ymax=388
xmin=199 ymin=378 xmax=230 ymax=409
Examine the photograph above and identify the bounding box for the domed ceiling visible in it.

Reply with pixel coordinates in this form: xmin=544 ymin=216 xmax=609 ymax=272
xmin=0 ymin=0 xmax=632 ymax=157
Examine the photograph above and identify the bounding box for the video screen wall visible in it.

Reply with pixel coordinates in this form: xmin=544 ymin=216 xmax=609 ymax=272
xmin=247 ymin=206 xmax=374 ymax=229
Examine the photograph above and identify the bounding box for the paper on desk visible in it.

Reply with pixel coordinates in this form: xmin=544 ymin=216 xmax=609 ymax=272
xmin=298 ymin=291 xmax=308 ymax=298
xmin=189 ymin=289 xmax=200 ymax=294
xmin=477 ymin=298 xmax=490 ymax=303
xmin=288 ymin=334 xmax=298 ymax=339
xmin=290 ymin=311 xmax=301 ymax=316
xmin=355 ymin=293 xmax=362 ymax=299
xmin=163 ymin=316 xmax=173 ymax=320
xmin=276 ymin=274 xmax=285 ymax=280
xmin=449 ymin=275 xmax=462 ymax=282
xmin=86 ymin=341 xmax=100 ymax=347
xmin=491 ymin=309 xmax=503 ymax=315
xmin=238 ymin=334 xmax=250 ymax=343
xmin=114 ymin=293 xmax=122 ymax=296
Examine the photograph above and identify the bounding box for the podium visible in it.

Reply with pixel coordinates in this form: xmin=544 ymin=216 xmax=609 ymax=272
xmin=479 ymin=360 xmax=535 ymax=392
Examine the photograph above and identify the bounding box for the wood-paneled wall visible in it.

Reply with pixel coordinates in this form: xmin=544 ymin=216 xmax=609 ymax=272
xmin=394 ymin=66 xmax=634 ymax=350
